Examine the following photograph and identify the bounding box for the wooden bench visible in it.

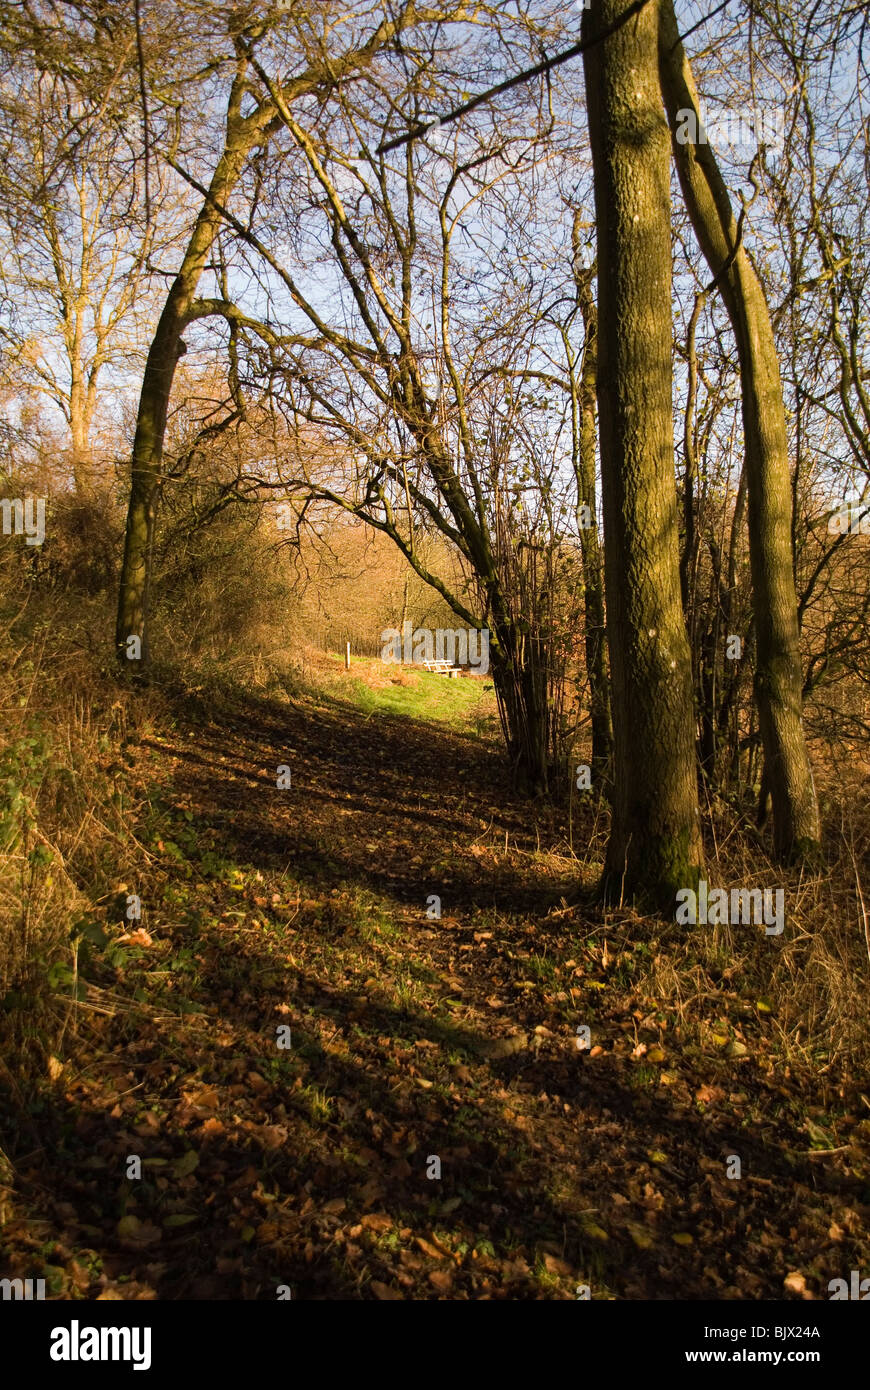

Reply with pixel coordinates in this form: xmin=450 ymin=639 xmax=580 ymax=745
xmin=420 ymin=659 xmax=461 ymax=678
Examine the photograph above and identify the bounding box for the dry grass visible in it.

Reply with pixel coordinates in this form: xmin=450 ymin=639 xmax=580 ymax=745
xmin=583 ymin=786 xmax=870 ymax=1075
xmin=0 ymin=582 xmax=159 ymax=1087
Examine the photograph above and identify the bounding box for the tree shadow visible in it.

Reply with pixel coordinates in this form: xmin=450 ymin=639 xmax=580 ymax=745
xmin=5 ymin=684 xmax=865 ymax=1300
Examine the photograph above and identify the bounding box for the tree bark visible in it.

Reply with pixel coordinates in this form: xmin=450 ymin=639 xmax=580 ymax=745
xmin=583 ymin=0 xmax=703 ymax=905
xmin=571 ymin=216 xmax=613 ymax=784
xmin=489 ymin=619 xmax=552 ymax=797
xmin=115 ymin=73 xmax=271 ymax=669
xmin=658 ymin=0 xmax=821 ymax=861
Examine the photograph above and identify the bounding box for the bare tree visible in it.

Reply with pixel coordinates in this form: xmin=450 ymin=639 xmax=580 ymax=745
xmin=115 ymin=0 xmax=487 ymax=669
xmin=0 ymin=60 xmax=182 ymax=490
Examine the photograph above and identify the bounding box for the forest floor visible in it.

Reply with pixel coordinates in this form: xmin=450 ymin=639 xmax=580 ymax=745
xmin=2 ymin=662 xmax=869 ymax=1300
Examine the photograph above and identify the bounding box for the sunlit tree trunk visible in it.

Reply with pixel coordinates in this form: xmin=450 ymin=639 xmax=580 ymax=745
xmin=583 ymin=0 xmax=703 ymax=904
xmin=115 ymin=78 xmax=272 ymax=669
xmin=658 ymin=0 xmax=820 ymax=861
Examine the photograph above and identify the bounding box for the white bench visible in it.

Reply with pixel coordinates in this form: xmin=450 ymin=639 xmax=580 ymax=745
xmin=420 ymin=659 xmax=461 ymax=678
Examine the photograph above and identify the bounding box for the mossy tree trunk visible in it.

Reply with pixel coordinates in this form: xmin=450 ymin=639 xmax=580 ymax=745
xmin=583 ymin=0 xmax=704 ymax=905
xmin=658 ymin=0 xmax=820 ymax=862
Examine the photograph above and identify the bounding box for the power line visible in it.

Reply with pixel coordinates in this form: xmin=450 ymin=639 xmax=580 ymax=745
xmin=377 ymin=0 xmax=650 ymax=154
xmin=376 ymin=0 xmax=732 ymax=155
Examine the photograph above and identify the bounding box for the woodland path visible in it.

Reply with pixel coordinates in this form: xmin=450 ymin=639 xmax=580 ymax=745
xmin=2 ymin=685 xmax=867 ymax=1300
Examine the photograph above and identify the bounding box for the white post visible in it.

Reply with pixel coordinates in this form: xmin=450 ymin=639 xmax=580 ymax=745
xmin=345 ymin=641 xmax=351 ymax=671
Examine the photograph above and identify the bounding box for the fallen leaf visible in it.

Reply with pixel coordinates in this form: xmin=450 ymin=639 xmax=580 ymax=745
xmin=581 ymin=1221 xmax=609 ymax=1242
xmin=117 ymin=1215 xmax=161 ymax=1249
xmin=361 ymin=1212 xmax=392 ymax=1232
xmin=784 ymin=1272 xmax=807 ymax=1295
xmin=185 ymin=1086 xmax=220 ymax=1110
xmin=371 ymin=1280 xmax=403 ymax=1300
xmin=171 ymin=1150 xmax=199 ymax=1179
xmin=416 ymin=1236 xmax=448 ymax=1261
xmin=256 ymin=1124 xmax=288 ymax=1151
xmin=626 ymin=1222 xmax=655 ymax=1250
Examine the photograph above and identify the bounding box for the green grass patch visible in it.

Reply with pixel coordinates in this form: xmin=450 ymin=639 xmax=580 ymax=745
xmin=319 ymin=655 xmax=498 ymax=731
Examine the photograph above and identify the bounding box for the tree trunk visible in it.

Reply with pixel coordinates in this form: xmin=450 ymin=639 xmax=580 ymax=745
xmin=115 ymin=316 xmax=188 ymax=668
xmin=489 ymin=612 xmax=552 ymax=797
xmin=583 ymin=0 xmax=704 ymax=905
xmin=658 ymin=0 xmax=820 ymax=862
xmin=679 ymin=289 xmax=705 ymax=613
xmin=572 ymin=215 xmax=613 ymax=785
xmin=115 ymin=79 xmax=266 ymax=669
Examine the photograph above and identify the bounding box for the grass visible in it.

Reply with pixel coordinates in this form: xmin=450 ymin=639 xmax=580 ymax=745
xmin=307 ymin=652 xmax=499 ymax=731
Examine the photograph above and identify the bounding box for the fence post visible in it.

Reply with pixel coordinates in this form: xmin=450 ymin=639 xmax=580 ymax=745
xmin=345 ymin=641 xmax=351 ymax=671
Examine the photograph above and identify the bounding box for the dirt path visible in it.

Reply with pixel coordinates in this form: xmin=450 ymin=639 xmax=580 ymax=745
xmin=2 ymin=686 xmax=868 ymax=1299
